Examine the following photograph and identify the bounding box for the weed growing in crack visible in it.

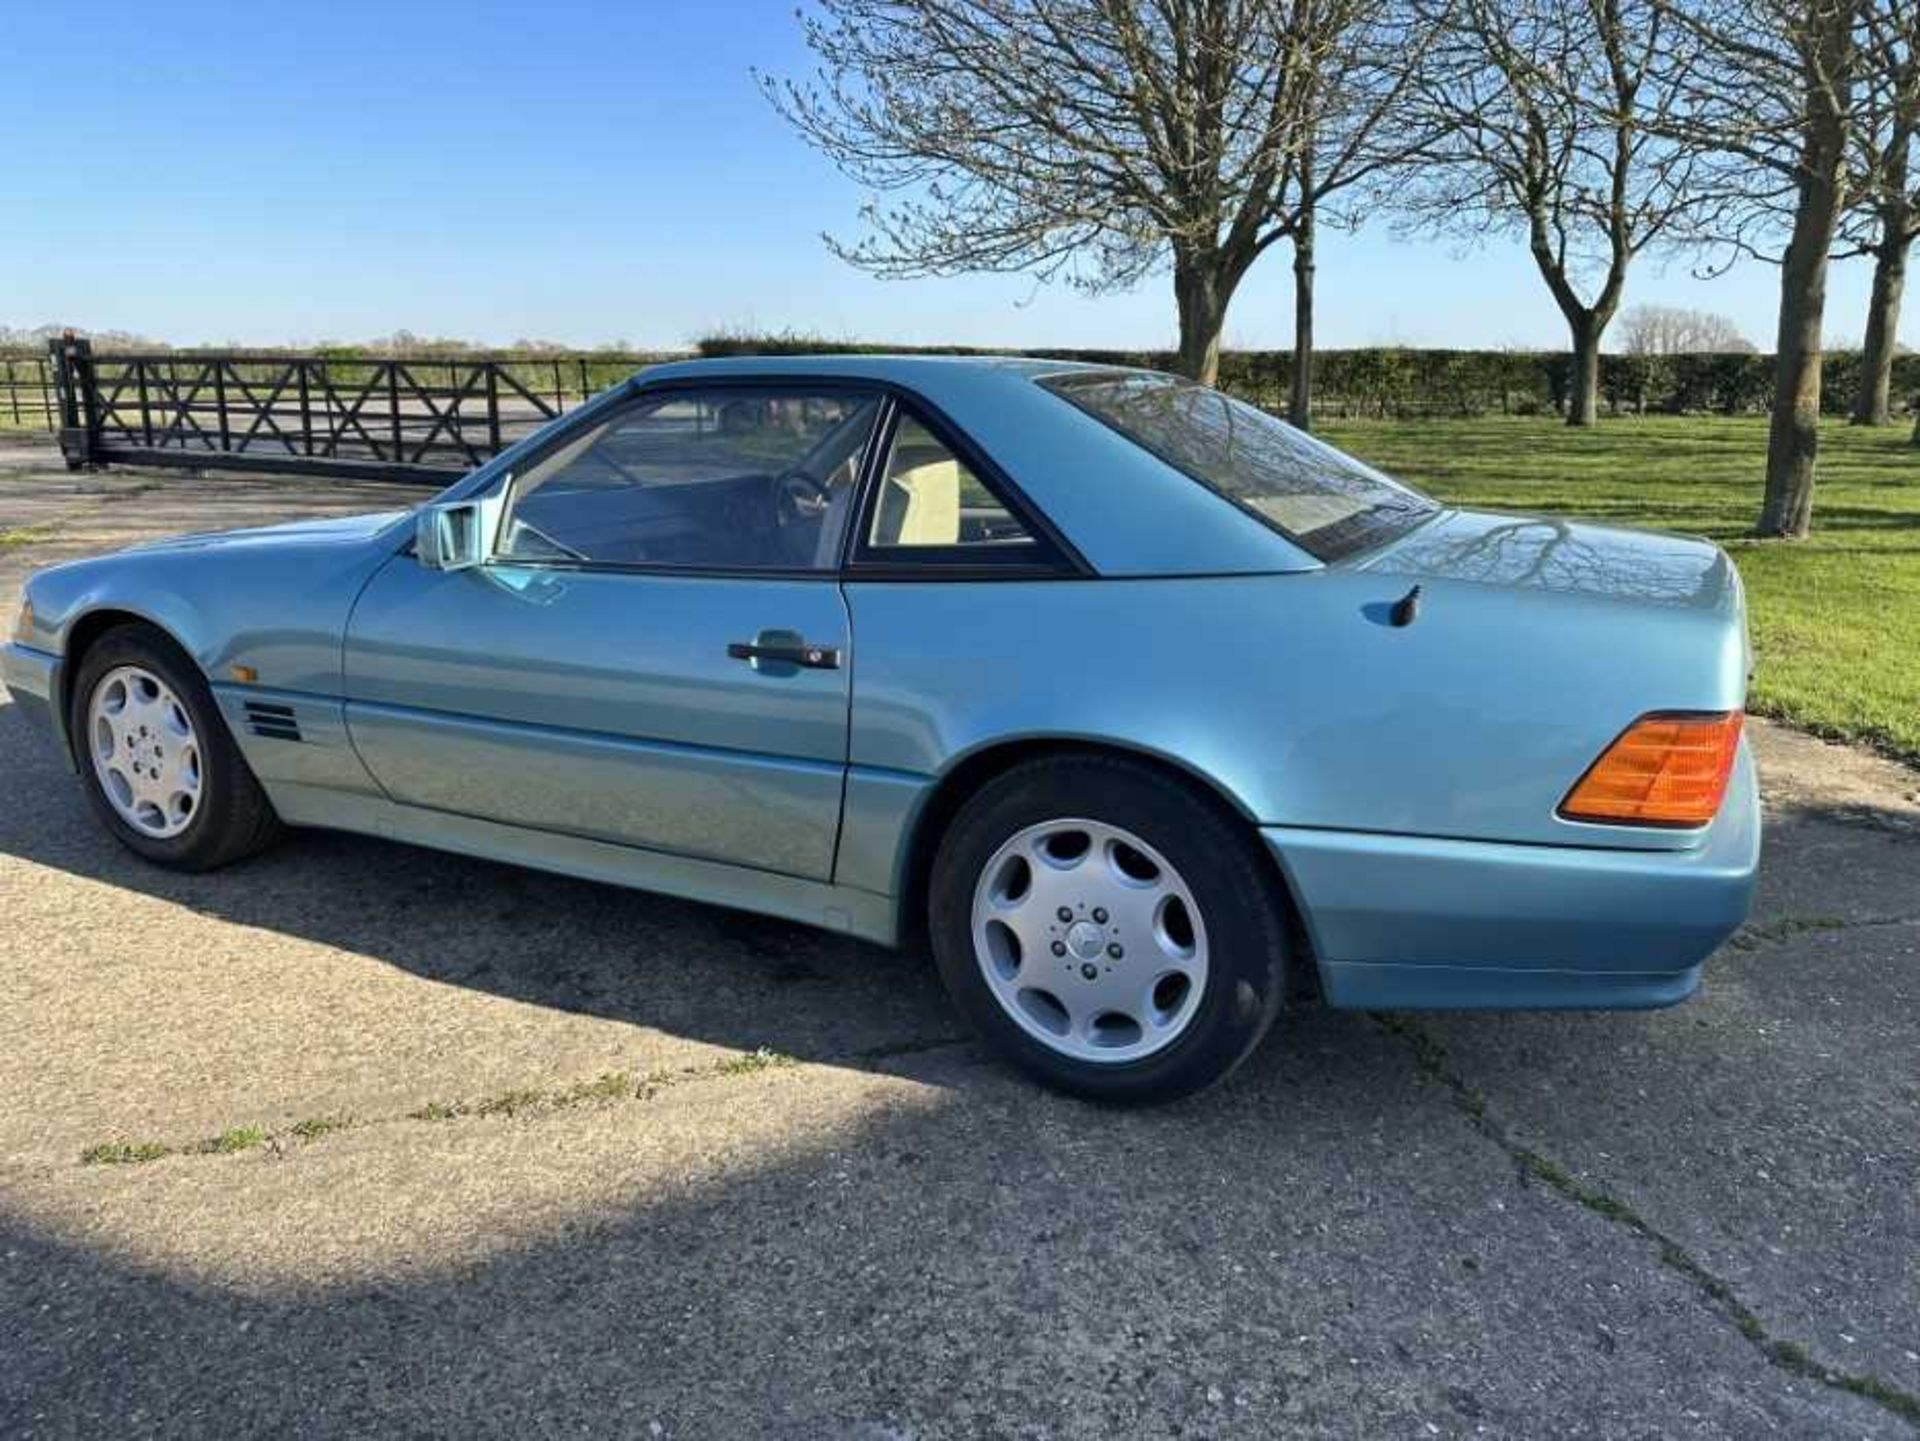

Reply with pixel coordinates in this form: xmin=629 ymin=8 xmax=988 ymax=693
xmin=198 ymin=1126 xmax=267 ymax=1155
xmin=1728 ymin=915 xmax=1850 ymax=951
xmin=289 ymin=1115 xmax=352 ymax=1142
xmin=1373 ymin=1013 xmax=1920 ymax=1427
xmin=80 ymin=1140 xmax=172 ymax=1166
xmin=560 ymin=1072 xmax=638 ymax=1105
xmin=715 ymin=1047 xmax=796 ymax=1076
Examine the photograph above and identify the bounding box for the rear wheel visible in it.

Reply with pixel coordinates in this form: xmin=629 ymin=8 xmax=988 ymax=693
xmin=68 ymin=623 xmax=282 ymax=871
xmin=929 ymin=755 xmax=1289 ymax=1103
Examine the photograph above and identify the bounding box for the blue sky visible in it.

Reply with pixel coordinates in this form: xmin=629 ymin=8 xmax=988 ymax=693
xmin=1 ymin=0 xmax=1898 ymax=353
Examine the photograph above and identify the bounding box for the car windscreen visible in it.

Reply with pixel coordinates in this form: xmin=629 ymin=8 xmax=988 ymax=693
xmin=1039 ymin=370 xmax=1440 ymax=562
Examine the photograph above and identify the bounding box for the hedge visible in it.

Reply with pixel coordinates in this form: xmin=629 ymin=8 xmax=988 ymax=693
xmin=697 ymin=335 xmax=1919 ymax=420
xmin=8 ymin=337 xmax=1912 ymax=425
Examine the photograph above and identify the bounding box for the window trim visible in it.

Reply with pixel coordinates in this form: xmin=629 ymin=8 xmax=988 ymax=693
xmin=843 ymin=395 xmax=1082 ymax=579
xmin=463 ymin=373 xmax=1091 ymax=583
xmin=487 ymin=378 xmax=893 ymax=582
xmin=1037 ymin=368 xmax=1439 ymax=565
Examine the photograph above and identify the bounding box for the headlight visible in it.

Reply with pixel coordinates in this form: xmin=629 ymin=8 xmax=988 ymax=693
xmin=11 ymin=596 xmax=32 ymax=644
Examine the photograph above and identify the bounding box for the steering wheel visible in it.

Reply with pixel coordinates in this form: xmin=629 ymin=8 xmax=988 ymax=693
xmin=773 ymin=471 xmax=832 ymax=529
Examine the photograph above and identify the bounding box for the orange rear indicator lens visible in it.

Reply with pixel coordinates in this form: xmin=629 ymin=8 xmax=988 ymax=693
xmin=1559 ymin=711 xmax=1744 ymax=827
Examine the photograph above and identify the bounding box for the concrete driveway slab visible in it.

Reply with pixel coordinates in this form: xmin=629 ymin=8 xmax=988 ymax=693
xmin=3 ymin=1037 xmax=1907 ymax=1439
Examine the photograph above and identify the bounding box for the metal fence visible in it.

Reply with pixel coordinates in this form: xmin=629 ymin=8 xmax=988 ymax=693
xmin=48 ymin=339 xmax=670 ymax=483
xmin=1 ymin=354 xmax=56 ymax=430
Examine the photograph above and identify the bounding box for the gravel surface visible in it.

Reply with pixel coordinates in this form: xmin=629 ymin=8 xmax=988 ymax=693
xmin=2 ymin=443 xmax=1916 ymax=1438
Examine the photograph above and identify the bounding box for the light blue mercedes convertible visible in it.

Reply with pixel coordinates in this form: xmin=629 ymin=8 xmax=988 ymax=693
xmin=3 ymin=357 xmax=1760 ymax=1101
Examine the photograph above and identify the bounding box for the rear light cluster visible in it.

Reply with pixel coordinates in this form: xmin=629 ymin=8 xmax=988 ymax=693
xmin=1559 ymin=711 xmax=1744 ymax=828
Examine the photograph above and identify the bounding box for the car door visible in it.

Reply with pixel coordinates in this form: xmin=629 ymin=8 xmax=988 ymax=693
xmin=342 ymin=382 xmax=883 ymax=881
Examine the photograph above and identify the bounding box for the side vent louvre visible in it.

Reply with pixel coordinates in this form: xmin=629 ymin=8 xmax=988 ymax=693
xmin=242 ymin=700 xmax=302 ymax=743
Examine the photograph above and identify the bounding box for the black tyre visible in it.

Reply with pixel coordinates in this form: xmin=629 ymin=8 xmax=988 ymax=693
xmin=67 ymin=622 xmax=283 ymax=871
xmin=928 ymin=754 xmax=1290 ymax=1103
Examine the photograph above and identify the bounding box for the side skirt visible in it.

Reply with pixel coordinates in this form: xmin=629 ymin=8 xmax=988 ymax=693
xmin=265 ymin=781 xmax=900 ymax=946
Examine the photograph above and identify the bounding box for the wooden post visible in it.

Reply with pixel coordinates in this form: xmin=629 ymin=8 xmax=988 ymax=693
xmin=485 ymin=365 xmax=502 ymax=454
xmin=137 ymin=361 xmax=153 ymax=446
xmin=387 ymin=364 xmax=403 ymax=462
xmin=297 ymin=362 xmax=314 ymax=456
xmin=51 ymin=334 xmax=98 ymax=471
xmin=213 ymin=361 xmax=232 ymax=453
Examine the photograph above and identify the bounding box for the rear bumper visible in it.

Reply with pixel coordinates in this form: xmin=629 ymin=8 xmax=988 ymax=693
xmin=1266 ymin=745 xmax=1761 ymax=1010
xmin=1 ymin=642 xmax=65 ymax=758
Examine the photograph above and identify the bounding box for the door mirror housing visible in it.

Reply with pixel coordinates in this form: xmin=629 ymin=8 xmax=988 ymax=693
xmin=415 ymin=485 xmax=506 ymax=572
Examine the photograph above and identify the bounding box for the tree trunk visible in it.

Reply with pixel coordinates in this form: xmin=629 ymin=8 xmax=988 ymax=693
xmin=1536 ymin=229 xmax=1612 ymax=427
xmin=1852 ymin=216 xmax=1908 ymax=427
xmin=1567 ymin=312 xmax=1604 ymax=428
xmin=1289 ymin=214 xmax=1316 ymax=430
xmin=1526 ymin=216 xmax=1615 ymax=429
xmin=1759 ymin=13 xmax=1852 ymax=538
xmin=1760 ymin=184 xmax=1847 ymax=537
xmin=1173 ymin=259 xmax=1229 ymax=387
xmin=1288 ymin=143 xmax=1317 ymax=429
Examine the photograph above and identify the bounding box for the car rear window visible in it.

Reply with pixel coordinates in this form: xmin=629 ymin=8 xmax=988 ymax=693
xmin=1039 ymin=370 xmax=1439 ymax=562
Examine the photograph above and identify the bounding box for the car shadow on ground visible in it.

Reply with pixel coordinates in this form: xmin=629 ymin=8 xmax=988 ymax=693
xmin=0 ymin=700 xmax=969 ymax=1072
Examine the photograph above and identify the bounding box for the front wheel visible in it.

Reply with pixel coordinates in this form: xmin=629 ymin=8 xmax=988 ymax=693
xmin=928 ymin=755 xmax=1290 ymax=1103
xmin=68 ymin=623 xmax=282 ymax=871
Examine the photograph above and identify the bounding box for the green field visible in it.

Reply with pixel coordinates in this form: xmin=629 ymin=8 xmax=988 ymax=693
xmin=1320 ymin=416 xmax=1920 ymax=767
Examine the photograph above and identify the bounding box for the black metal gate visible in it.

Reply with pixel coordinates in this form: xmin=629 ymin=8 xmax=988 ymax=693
xmin=2 ymin=354 xmax=56 ymax=430
xmin=51 ymin=337 xmax=635 ymax=484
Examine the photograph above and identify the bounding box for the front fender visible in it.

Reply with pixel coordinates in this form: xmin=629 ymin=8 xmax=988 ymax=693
xmin=22 ymin=564 xmax=210 ymax=668
xmin=16 ymin=537 xmax=398 ymax=796
xmin=14 ymin=562 xmax=215 ymax=765
xmin=24 ymin=535 xmax=394 ymax=697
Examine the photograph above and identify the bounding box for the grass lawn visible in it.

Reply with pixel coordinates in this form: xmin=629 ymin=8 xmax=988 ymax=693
xmin=1319 ymin=415 xmax=1920 ymax=767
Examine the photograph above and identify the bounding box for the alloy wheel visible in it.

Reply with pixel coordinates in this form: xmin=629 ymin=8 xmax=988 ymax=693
xmin=86 ymin=664 xmax=204 ymax=839
xmin=969 ymin=817 xmax=1208 ymax=1064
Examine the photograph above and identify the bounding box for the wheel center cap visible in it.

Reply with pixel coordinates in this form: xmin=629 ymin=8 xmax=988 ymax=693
xmin=1065 ymin=920 xmax=1105 ymax=961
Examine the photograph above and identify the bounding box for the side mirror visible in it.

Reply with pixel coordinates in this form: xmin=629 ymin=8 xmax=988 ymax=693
xmin=415 ymin=486 xmax=506 ymax=572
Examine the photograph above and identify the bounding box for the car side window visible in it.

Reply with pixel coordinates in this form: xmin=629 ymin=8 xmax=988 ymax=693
xmin=865 ymin=417 xmax=1038 ymax=552
xmin=496 ymin=388 xmax=881 ymax=571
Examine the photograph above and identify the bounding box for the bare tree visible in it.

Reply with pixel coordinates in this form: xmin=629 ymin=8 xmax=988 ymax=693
xmin=1617 ymin=302 xmax=1758 ymax=351
xmin=1657 ymin=0 xmax=1865 ymax=536
xmin=1273 ymin=2 xmax=1441 ymax=426
xmin=764 ymin=0 xmax=1422 ymax=387
xmin=1843 ymin=0 xmax=1920 ymax=425
xmin=1401 ymin=0 xmax=1722 ymax=426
